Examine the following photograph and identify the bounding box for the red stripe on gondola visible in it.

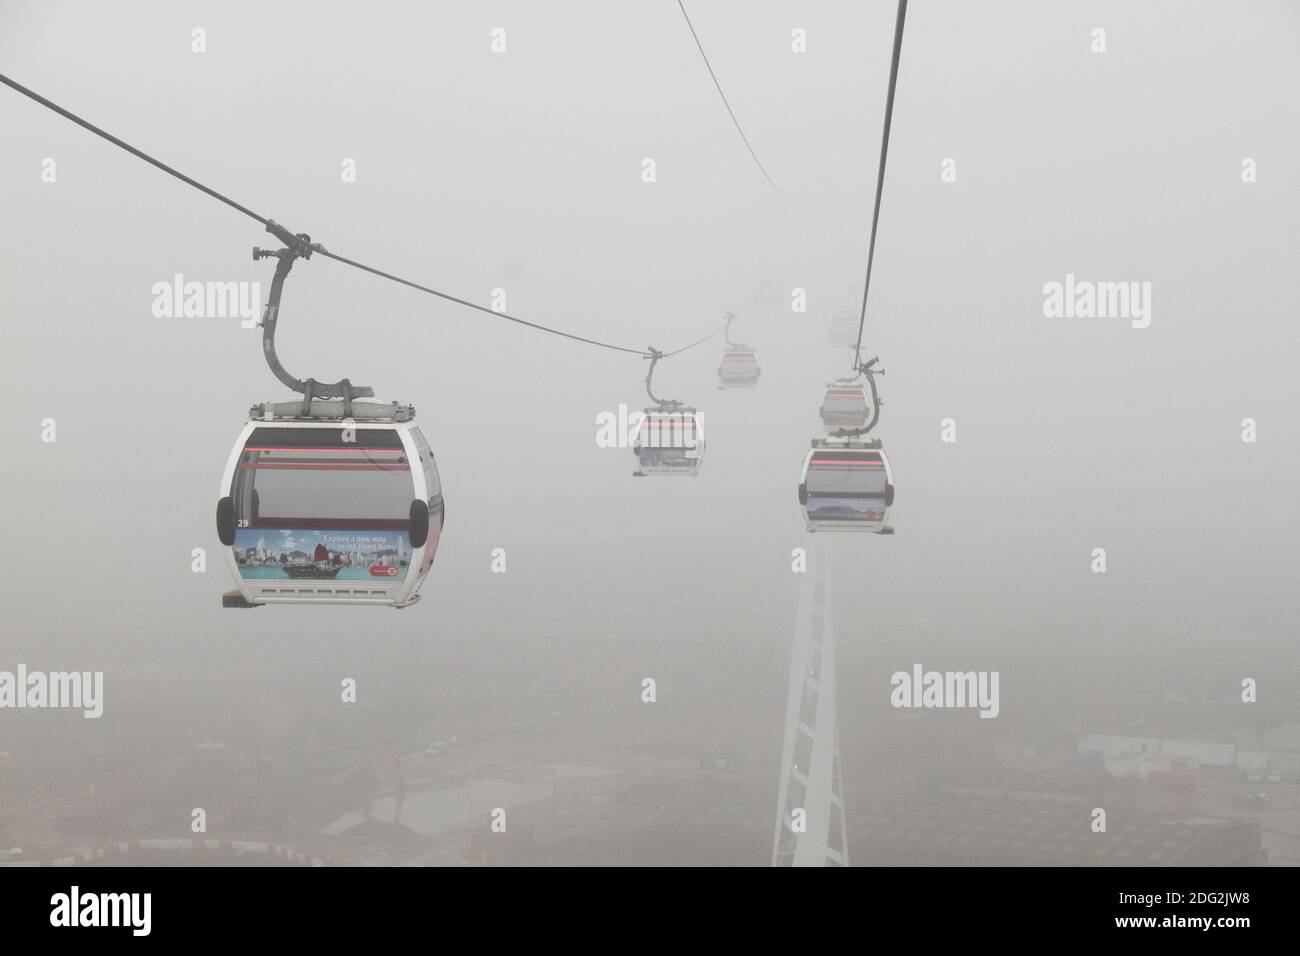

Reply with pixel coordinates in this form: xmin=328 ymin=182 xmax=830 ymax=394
xmin=236 ymin=464 xmax=411 ymax=471
xmin=244 ymin=447 xmax=404 ymax=454
xmin=807 ymin=492 xmax=885 ymax=498
xmin=246 ymin=518 xmax=411 ymax=530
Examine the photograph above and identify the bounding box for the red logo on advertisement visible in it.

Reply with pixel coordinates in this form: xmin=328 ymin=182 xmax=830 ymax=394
xmin=370 ymin=565 xmax=399 ymax=577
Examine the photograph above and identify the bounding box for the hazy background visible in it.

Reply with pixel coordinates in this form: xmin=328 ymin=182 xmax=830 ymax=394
xmin=0 ymin=0 xmax=1297 ymax=865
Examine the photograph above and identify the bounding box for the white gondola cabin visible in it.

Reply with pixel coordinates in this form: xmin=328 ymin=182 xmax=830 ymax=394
xmin=819 ymin=383 xmax=871 ymax=431
xmin=717 ymin=347 xmax=761 ymax=388
xmin=633 ymin=406 xmax=705 ymax=476
xmin=216 ymin=402 xmax=445 ymax=607
xmin=797 ymin=437 xmax=894 ymax=533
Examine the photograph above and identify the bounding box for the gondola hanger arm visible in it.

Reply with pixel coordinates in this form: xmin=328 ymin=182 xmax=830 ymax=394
xmin=643 ymin=348 xmax=674 ymax=409
xmin=252 ymin=232 xmax=373 ymax=416
xmin=723 ymin=311 xmax=738 ymax=347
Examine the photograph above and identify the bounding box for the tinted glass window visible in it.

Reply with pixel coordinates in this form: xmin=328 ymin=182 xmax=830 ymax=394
xmin=230 ymin=427 xmax=413 ymax=526
xmin=822 ymin=390 xmax=867 ymax=412
xmin=806 ymin=453 xmax=886 ymax=496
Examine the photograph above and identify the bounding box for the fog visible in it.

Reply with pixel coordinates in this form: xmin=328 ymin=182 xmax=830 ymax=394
xmin=1 ymin=0 xmax=1297 ymax=866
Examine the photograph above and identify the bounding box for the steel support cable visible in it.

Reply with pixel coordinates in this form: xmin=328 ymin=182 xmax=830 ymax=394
xmin=0 ymin=71 xmax=728 ymax=362
xmin=676 ymin=0 xmax=792 ymax=202
xmin=0 ymin=72 xmax=269 ymax=226
xmin=312 ymin=247 xmax=650 ymax=356
xmin=852 ymin=0 xmax=907 ymax=372
xmin=660 ymin=322 xmax=725 ymax=358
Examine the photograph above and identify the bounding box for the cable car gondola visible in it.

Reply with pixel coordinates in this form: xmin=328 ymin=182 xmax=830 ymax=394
xmin=798 ymin=437 xmax=894 ymax=533
xmin=799 ymin=358 xmax=892 ymax=534
xmin=819 ymin=381 xmax=870 ymax=431
xmin=217 ymin=409 xmax=444 ymax=607
xmin=215 ymin=232 xmax=444 ymax=608
xmin=633 ymin=406 xmax=705 ymax=476
xmin=633 ymin=348 xmax=705 ymax=476
xmin=716 ymin=311 xmax=761 ymax=388
xmin=718 ymin=347 xmax=760 ymax=387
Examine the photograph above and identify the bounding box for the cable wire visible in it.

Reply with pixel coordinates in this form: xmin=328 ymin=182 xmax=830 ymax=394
xmin=0 ymin=72 xmax=269 ymax=227
xmin=676 ymin=0 xmax=792 ymax=202
xmin=662 ymin=290 xmax=754 ymax=357
xmin=852 ymin=0 xmax=907 ymax=371
xmin=314 ymin=247 xmax=650 ymax=356
xmin=0 ymin=71 xmax=729 ymax=362
xmin=660 ymin=321 xmax=725 ymax=358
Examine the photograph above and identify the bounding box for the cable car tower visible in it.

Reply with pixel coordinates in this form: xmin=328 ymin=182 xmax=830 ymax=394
xmin=772 ymin=542 xmax=849 ymax=866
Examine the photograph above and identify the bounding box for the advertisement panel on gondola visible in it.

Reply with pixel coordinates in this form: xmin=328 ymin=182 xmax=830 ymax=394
xmin=231 ymin=529 xmax=411 ymax=581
